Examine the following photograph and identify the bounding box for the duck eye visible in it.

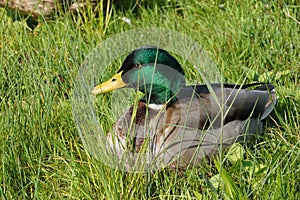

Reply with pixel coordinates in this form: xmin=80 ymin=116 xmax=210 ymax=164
xmin=134 ymin=63 xmax=142 ymax=68
xmin=112 ymin=78 xmax=116 ymax=82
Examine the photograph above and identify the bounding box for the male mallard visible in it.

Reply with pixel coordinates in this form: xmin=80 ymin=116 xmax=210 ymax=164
xmin=91 ymin=46 xmax=277 ymax=170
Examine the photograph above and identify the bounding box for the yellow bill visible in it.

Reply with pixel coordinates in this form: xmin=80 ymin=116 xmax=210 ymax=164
xmin=91 ymin=71 xmax=127 ymax=94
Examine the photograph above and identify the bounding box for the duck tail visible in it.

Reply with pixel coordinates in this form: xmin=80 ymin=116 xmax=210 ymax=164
xmin=254 ymin=84 xmax=278 ymax=120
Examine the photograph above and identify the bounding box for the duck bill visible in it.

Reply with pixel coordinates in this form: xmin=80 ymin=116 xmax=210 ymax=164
xmin=91 ymin=71 xmax=127 ymax=94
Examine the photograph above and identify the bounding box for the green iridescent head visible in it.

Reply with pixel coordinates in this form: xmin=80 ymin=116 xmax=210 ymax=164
xmin=92 ymin=47 xmax=186 ymax=104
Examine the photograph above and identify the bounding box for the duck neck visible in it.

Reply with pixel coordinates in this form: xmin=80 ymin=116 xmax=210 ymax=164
xmin=136 ymin=65 xmax=185 ymax=105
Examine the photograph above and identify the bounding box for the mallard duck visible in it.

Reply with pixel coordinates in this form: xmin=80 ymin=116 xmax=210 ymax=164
xmin=91 ymin=46 xmax=277 ymax=170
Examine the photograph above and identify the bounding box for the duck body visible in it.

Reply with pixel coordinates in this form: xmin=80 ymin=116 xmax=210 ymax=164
xmin=92 ymin=47 xmax=277 ymax=170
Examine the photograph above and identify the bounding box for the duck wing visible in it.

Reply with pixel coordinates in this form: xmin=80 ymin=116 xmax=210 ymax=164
xmin=176 ymin=83 xmax=277 ymax=129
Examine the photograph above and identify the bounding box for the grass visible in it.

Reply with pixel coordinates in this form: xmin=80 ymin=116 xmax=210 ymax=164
xmin=1 ymin=0 xmax=299 ymax=199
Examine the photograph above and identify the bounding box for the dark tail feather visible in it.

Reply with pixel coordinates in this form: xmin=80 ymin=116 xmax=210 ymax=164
xmin=222 ymin=82 xmax=275 ymax=90
xmin=253 ymin=83 xmax=275 ymax=91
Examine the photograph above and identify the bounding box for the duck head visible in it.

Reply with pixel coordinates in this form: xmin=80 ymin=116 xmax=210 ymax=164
xmin=92 ymin=47 xmax=186 ymax=104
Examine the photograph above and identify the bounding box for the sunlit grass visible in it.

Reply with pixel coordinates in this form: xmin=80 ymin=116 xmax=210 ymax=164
xmin=1 ymin=0 xmax=299 ymax=199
